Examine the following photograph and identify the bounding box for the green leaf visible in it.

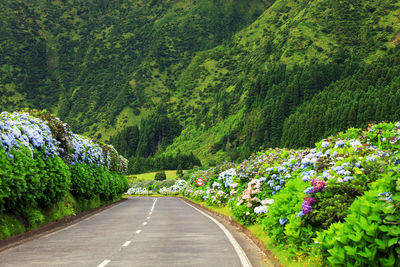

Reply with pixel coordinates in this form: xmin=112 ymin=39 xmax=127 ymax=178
xmin=379 ymin=253 xmax=395 ymax=267
xmin=357 ymin=247 xmax=373 ymax=259
xmin=379 ymin=225 xmax=389 ymax=232
xmin=348 ymin=234 xmax=362 ymax=242
xmin=359 ymin=216 xmax=368 ymax=226
xmin=388 ymin=225 xmax=400 ymax=236
xmin=359 ymin=205 xmax=370 ymax=215
xmin=344 ymin=245 xmax=357 ymax=256
xmin=335 ymin=234 xmax=349 ymax=244
xmin=384 ymin=215 xmax=398 ymax=222
xmin=374 ymin=238 xmax=387 ymax=249
xmin=365 ymin=223 xmax=378 ymax=237
xmin=328 ymin=247 xmax=345 ymax=262
xmin=388 ymin=237 xmax=399 ymax=247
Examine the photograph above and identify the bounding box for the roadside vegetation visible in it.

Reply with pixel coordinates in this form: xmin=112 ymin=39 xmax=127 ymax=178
xmin=127 ymin=121 xmax=400 ymax=266
xmin=0 ymin=110 xmax=128 ymax=240
xmin=126 ymin=170 xmax=185 ymax=183
xmin=2 ymin=0 xmax=400 ymax=169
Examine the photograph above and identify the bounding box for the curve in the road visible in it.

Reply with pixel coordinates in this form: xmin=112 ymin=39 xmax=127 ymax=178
xmin=0 ymin=197 xmax=255 ymax=267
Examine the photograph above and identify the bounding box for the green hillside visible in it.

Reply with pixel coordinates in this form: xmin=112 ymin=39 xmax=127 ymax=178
xmin=0 ymin=0 xmax=270 ymax=135
xmin=1 ymin=0 xmax=400 ymax=171
xmin=164 ymin=0 xmax=400 ymax=164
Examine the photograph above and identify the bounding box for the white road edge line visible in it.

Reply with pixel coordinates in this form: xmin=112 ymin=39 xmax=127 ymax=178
xmin=44 ymin=223 xmax=77 ymax=238
xmin=84 ymin=213 xmax=99 ymax=221
xmin=45 ymin=201 xmax=126 ymax=238
xmin=122 ymin=241 xmax=131 ymax=247
xmin=97 ymin=259 xmax=111 ymax=267
xmin=136 ymin=230 xmax=141 ymax=234
xmin=183 ymin=200 xmax=252 ymax=267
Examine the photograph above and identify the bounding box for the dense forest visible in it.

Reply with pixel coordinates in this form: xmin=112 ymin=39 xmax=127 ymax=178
xmin=1 ymin=0 xmax=400 ymax=172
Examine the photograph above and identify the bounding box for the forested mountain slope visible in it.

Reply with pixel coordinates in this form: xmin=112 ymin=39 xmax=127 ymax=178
xmin=162 ymin=0 xmax=400 ymax=164
xmin=1 ymin=0 xmax=400 ymax=169
xmin=0 ymin=0 xmax=269 ymax=133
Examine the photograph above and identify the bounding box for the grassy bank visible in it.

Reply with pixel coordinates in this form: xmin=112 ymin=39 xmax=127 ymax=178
xmin=0 ymin=192 xmax=122 ymax=240
xmin=127 ymin=170 xmax=185 ymax=183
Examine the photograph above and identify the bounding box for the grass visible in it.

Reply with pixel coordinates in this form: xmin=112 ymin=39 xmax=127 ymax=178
xmin=0 ymin=192 xmax=122 ymax=240
xmin=126 ymin=170 xmax=184 ymax=183
xmin=164 ymin=110 xmax=244 ymax=165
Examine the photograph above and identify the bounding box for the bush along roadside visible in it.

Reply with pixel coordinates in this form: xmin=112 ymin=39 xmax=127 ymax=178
xmin=127 ymin=122 xmax=400 ymax=266
xmin=0 ymin=110 xmax=129 ymax=239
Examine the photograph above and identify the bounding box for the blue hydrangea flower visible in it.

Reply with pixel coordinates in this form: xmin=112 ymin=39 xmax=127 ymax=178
xmin=343 ymin=176 xmax=353 ymax=182
xmin=335 ymin=140 xmax=346 ymax=148
xmin=304 ymin=187 xmax=314 ymax=195
xmin=279 ymin=218 xmax=288 ymax=225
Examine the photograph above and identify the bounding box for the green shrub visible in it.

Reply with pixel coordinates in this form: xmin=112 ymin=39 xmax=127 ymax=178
xmin=155 ymin=171 xmax=167 ymax=181
xmin=0 ymin=147 xmax=70 ymax=212
xmin=43 ymin=194 xmax=76 ymax=222
xmin=0 ymin=214 xmax=25 ymax=239
xmin=229 ymin=198 xmax=257 ymax=225
xmin=69 ymin=163 xmax=96 ymax=199
xmin=22 ymin=207 xmax=45 ymax=229
xmin=70 ymin=163 xmax=128 ymax=201
xmin=261 ymin=177 xmax=306 ymax=245
xmin=35 ymin=151 xmax=71 ymax=208
xmin=317 ymin=169 xmax=400 ymax=266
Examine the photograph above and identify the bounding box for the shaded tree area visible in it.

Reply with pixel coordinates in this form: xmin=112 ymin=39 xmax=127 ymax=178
xmin=110 ymin=104 xmax=181 ymax=158
xmin=110 ymin=104 xmax=201 ymax=173
xmin=128 ymin=151 xmax=201 ymax=174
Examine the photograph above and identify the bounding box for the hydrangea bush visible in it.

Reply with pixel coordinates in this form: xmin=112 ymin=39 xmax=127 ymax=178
xmin=127 ymin=121 xmax=400 ymax=265
xmin=0 ymin=110 xmax=129 ymax=215
xmin=0 ymin=111 xmax=60 ymax=159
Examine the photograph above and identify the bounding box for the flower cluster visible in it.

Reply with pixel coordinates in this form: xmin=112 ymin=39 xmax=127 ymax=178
xmin=310 ymin=179 xmax=326 ymax=193
xmin=67 ymin=134 xmax=105 ymax=166
xmin=238 ymin=179 xmax=262 ymax=207
xmin=378 ymin=192 xmax=392 ymax=202
xmin=0 ymin=111 xmax=60 ymax=159
xmin=125 ymin=187 xmax=151 ymax=195
xmin=126 ymin=121 xmax=400 ymax=264
xmin=299 ymin=197 xmax=317 ymax=216
xmin=159 ymin=180 xmax=187 ymax=195
xmin=0 ymin=110 xmax=128 ymax=173
xmin=218 ymin=168 xmax=236 ymax=188
xmin=254 ymin=198 xmax=275 ymax=214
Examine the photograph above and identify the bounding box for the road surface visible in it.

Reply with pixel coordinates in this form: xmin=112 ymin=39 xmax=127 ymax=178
xmin=0 ymin=197 xmax=266 ymax=267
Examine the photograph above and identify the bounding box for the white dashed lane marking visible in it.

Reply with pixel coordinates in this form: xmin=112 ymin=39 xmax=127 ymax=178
xmin=122 ymin=241 xmax=131 ymax=247
xmin=97 ymin=259 xmax=110 ymax=267
xmin=150 ymin=198 xmax=157 ymax=212
xmin=97 ymin=198 xmax=157 ymax=267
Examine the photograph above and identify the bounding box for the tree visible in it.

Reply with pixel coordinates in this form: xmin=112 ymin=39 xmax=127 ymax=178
xmin=155 ymin=171 xmax=167 ymax=181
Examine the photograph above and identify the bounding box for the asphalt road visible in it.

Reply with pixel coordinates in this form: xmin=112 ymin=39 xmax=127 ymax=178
xmin=0 ymin=197 xmax=265 ymax=267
